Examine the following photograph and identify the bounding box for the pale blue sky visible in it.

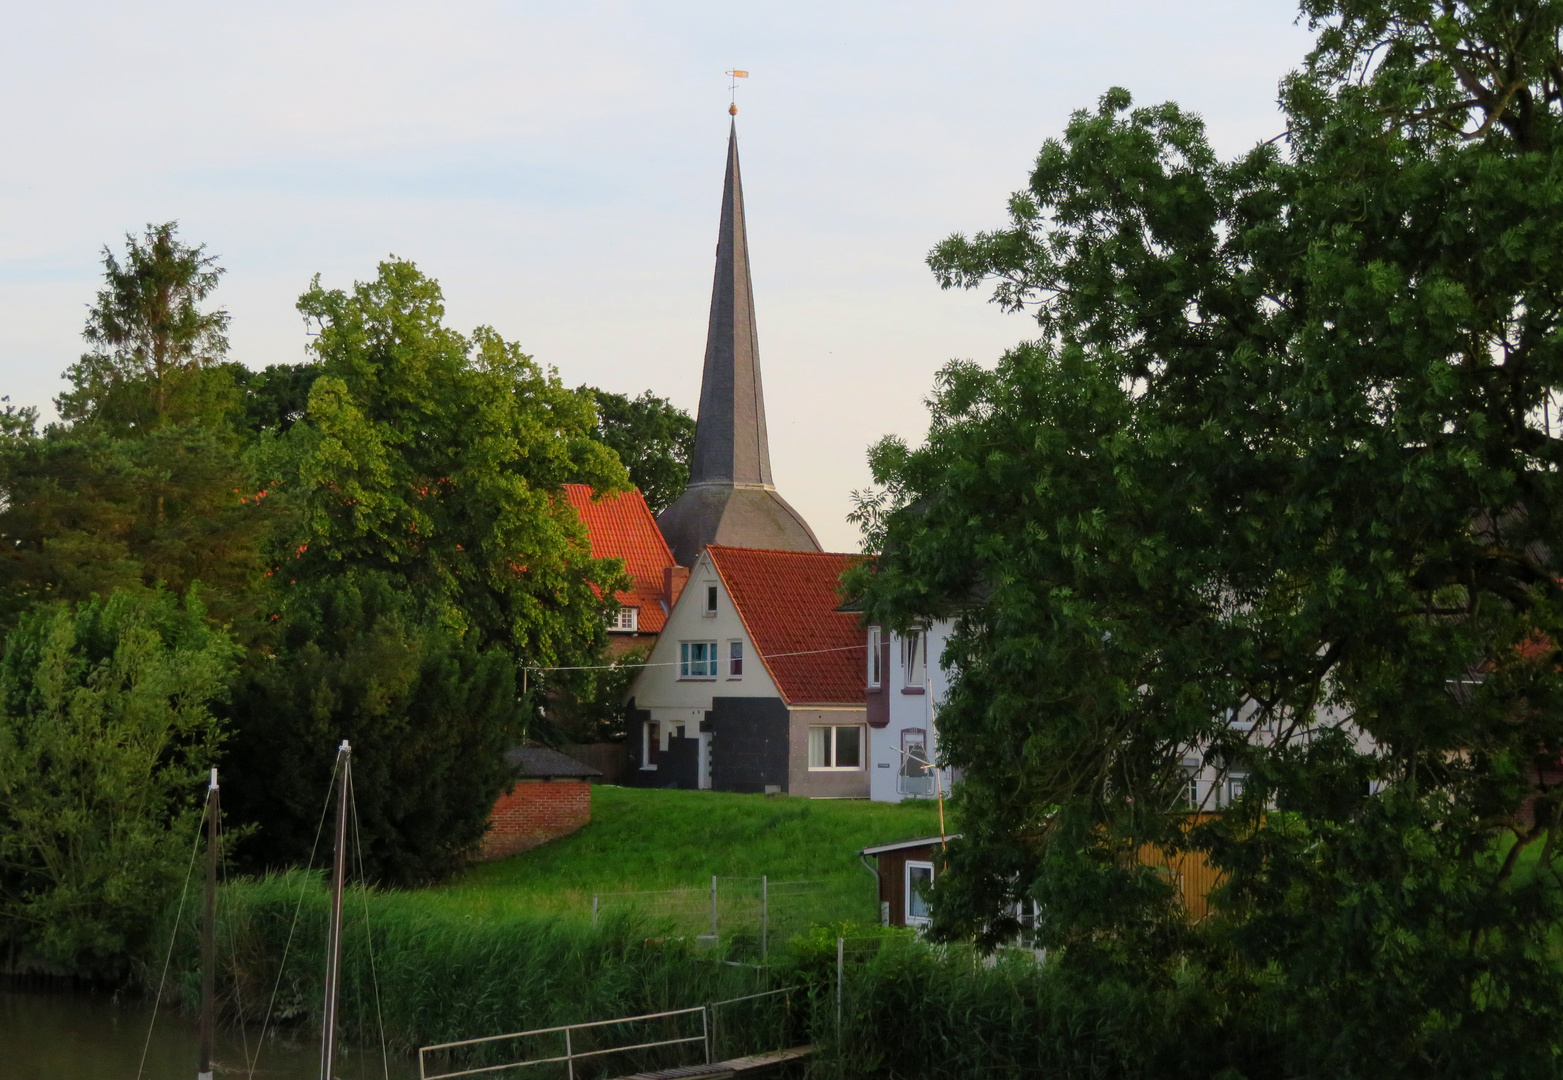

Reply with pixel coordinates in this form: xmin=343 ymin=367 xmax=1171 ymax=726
xmin=0 ymin=1 xmax=1315 ymax=551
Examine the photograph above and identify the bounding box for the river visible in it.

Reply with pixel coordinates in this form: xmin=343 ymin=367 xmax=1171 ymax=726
xmin=0 ymin=985 xmax=419 ymax=1080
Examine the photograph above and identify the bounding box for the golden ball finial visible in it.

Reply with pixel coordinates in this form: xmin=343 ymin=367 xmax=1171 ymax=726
xmin=729 ymin=103 xmax=738 ymax=115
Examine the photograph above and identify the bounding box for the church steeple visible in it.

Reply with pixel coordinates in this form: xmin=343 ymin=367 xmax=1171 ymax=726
xmin=691 ymin=120 xmax=772 ymax=486
xmin=656 ymin=118 xmax=821 ymax=568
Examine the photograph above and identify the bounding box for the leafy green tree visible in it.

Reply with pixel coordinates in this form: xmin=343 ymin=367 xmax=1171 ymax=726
xmin=852 ymin=2 xmax=1563 ymax=1074
xmin=226 ymin=260 xmax=629 ymax=880
xmin=223 ymin=575 xmax=522 ymax=885
xmin=0 ymin=590 xmax=237 ymax=975
xmin=582 ymin=387 xmax=695 ymax=515
xmin=262 ymin=259 xmax=631 ymax=666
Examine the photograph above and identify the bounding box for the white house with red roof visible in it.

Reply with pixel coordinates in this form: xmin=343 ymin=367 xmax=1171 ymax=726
xmin=563 ymin=483 xmax=686 ymax=655
xmin=625 ymin=545 xmax=868 ymax=797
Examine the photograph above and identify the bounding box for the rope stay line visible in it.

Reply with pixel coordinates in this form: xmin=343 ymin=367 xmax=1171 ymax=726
xmin=348 ymin=766 xmax=393 ymax=1080
xmin=135 ymin=806 xmax=205 ymax=1080
xmin=248 ymin=753 xmax=342 ymax=1080
xmin=525 ymin=642 xmax=866 ymax=674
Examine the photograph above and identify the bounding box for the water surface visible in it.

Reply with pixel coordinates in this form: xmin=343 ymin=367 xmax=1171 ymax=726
xmin=0 ymin=986 xmax=418 ymax=1080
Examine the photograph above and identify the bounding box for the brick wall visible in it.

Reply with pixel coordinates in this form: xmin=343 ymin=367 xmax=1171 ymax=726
xmin=479 ymin=779 xmax=592 ymax=860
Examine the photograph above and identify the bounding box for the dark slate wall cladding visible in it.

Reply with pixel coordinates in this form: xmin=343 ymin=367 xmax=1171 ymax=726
xmin=662 ymin=736 xmax=701 ymax=790
xmin=708 ymin=696 xmax=790 ymax=793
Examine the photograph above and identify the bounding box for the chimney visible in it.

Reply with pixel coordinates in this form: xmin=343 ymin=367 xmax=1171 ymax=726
xmin=663 ymin=566 xmax=690 ymax=609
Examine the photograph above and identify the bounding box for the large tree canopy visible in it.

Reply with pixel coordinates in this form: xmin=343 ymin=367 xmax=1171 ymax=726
xmin=581 ymin=387 xmax=695 ymax=516
xmin=262 ymin=258 xmax=631 ymax=666
xmin=852 ymin=2 xmax=1563 ymax=1074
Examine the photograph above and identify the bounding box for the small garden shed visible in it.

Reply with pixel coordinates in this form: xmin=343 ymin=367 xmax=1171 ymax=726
xmin=480 ymin=746 xmax=602 ymax=860
xmin=861 ymin=835 xmax=955 ymax=928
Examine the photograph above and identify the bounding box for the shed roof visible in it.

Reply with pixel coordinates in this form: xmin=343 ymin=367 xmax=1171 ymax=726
xmin=706 ymin=546 xmax=865 ymax=706
xmin=859 ymin=835 xmax=958 ymax=857
xmin=564 ymin=484 xmax=679 ymax=633
xmin=505 ymin=745 xmax=603 ymax=780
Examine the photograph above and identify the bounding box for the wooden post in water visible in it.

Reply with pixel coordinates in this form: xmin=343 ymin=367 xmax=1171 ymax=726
xmin=320 ymin=741 xmax=352 ymax=1080
xmin=198 ymin=768 xmax=218 ymax=1080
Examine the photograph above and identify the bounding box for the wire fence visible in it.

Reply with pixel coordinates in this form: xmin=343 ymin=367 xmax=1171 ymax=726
xmin=588 ymin=877 xmax=843 ymax=962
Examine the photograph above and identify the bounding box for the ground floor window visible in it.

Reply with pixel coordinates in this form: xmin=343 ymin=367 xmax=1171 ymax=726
xmin=808 ymin=724 xmax=863 ymax=770
xmin=906 ymin=861 xmax=934 ymax=925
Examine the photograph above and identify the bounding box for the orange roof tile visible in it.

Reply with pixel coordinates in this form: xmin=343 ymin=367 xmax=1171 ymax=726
xmin=706 ymin=546 xmax=866 ymax=705
xmin=564 ymin=484 xmax=678 ymax=633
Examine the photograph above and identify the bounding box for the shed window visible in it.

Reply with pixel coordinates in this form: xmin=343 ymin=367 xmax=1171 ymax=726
xmin=680 ymin=641 xmax=718 ymax=678
xmin=808 ymin=725 xmax=864 ymax=770
xmin=906 ymin=861 xmax=934 ymax=925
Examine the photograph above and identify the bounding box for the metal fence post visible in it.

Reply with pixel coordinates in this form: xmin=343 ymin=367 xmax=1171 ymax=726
xmin=703 ymin=1003 xmax=711 ymax=1063
xmin=761 ymin=875 xmax=769 ymax=962
xmin=592 ymin=894 xmax=598 ymax=926
xmin=565 ymin=1025 xmax=575 ymax=1080
xmin=836 ymin=937 xmax=844 ymax=1041
xmin=710 ymin=875 xmax=718 ymax=939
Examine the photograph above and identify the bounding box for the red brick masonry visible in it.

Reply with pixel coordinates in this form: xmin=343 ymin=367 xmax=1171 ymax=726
xmin=480 ymin=779 xmax=592 ymax=860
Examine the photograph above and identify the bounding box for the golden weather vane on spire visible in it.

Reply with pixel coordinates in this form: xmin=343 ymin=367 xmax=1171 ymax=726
xmin=726 ymin=69 xmax=748 ymax=115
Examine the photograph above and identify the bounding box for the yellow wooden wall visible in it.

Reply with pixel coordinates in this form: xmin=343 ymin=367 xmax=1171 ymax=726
xmin=1138 ymin=812 xmax=1223 ymax=922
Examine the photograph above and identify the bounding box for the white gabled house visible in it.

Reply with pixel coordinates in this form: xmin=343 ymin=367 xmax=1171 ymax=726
xmin=625 ymin=545 xmax=869 ymax=797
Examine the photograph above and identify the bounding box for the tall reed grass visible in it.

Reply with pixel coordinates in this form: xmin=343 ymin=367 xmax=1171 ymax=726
xmin=146 ymin=871 xmax=788 ymax=1072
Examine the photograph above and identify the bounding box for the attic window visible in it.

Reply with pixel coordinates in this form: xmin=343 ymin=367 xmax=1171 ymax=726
xmin=705 ymin=584 xmax=718 ymax=615
xmin=608 ymin=607 xmax=639 ymax=633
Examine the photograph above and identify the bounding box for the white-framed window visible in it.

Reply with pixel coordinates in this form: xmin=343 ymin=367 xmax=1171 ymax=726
xmin=1227 ymin=773 xmax=1247 ymax=804
xmin=808 ymin=725 xmax=864 ymax=770
xmin=641 ymin=720 xmax=660 ymax=770
xmin=1184 ymin=772 xmax=1200 ymax=809
xmin=728 ymin=640 xmax=744 ymax=678
xmin=608 ymin=606 xmax=639 ymax=632
xmin=867 ymin=626 xmax=881 ymax=688
xmin=902 ymin=629 xmax=925 ymax=687
xmin=906 ymin=861 xmax=934 ymax=926
xmin=704 ymin=583 xmax=718 ymax=616
xmin=680 ymin=641 xmax=719 ymax=678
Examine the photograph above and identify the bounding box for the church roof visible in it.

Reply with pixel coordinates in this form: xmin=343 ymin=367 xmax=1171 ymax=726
xmin=656 ymin=119 xmax=821 ymax=568
xmin=707 ymin=545 xmax=865 ymax=706
xmin=564 ymin=484 xmax=677 ymax=632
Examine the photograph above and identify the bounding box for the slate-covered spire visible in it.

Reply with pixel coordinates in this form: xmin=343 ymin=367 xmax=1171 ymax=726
xmin=691 ymin=120 xmax=772 ymax=485
xmin=656 ymin=118 xmax=821 ymax=568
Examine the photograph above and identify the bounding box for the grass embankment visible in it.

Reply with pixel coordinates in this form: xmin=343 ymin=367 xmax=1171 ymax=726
xmin=156 ymin=787 xmax=941 ymax=1069
xmin=441 ymin=785 xmax=944 ymax=931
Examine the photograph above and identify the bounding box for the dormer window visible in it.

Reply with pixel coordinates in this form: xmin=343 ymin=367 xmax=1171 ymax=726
xmin=608 ymin=607 xmax=639 ymax=633
xmin=902 ymin=628 xmax=925 ymax=688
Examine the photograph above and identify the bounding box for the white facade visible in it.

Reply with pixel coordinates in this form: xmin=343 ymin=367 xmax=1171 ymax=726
xmin=866 ymin=620 xmax=956 ymax=803
xmin=628 ymin=548 xmax=777 ymax=788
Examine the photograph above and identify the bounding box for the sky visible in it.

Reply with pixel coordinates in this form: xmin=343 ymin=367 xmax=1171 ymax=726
xmin=0 ymin=1 xmax=1317 ymax=552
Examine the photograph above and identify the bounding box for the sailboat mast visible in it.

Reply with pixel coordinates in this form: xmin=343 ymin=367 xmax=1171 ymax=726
xmin=320 ymin=740 xmax=351 ymax=1080
xmin=198 ymin=767 xmax=218 ymax=1080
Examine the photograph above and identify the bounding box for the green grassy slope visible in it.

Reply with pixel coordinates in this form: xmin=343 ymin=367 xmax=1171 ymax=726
xmin=433 ymin=785 xmax=944 ymax=931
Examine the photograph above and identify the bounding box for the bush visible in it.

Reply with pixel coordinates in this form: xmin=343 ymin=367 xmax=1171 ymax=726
xmin=0 ymin=589 xmax=237 ymax=975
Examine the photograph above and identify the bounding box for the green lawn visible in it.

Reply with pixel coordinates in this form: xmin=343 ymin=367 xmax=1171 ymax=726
xmin=432 ymin=785 xmax=944 ymax=934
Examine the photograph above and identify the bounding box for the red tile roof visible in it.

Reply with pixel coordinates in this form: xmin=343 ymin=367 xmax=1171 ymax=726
xmin=564 ymin=484 xmax=678 ymax=633
xmin=706 ymin=546 xmax=866 ymax=705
